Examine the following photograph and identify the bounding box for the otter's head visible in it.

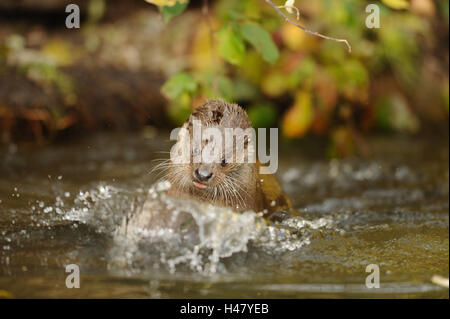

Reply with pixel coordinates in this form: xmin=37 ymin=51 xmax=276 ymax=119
xmin=167 ymin=100 xmax=256 ymax=209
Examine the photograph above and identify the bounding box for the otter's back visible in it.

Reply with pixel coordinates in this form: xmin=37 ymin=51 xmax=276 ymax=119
xmin=256 ymin=161 xmax=292 ymax=214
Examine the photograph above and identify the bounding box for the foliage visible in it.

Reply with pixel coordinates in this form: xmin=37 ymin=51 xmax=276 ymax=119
xmin=0 ymin=0 xmax=447 ymax=151
xmin=148 ymin=0 xmax=449 ymax=157
xmin=239 ymin=23 xmax=279 ymax=64
xmin=2 ymin=34 xmax=77 ymax=107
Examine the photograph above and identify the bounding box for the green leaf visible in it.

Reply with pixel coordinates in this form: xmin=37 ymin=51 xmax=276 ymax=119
xmin=288 ymin=58 xmax=316 ymax=90
xmin=261 ymin=71 xmax=288 ymax=97
xmin=218 ymin=25 xmax=246 ymax=66
xmin=168 ymin=92 xmax=192 ymax=125
xmin=240 ymin=23 xmax=279 ymax=64
xmin=218 ymin=75 xmax=235 ymax=101
xmin=233 ymin=79 xmax=259 ymax=100
xmin=247 ymin=102 xmax=277 ymax=128
xmin=161 ymin=72 xmax=198 ymax=99
xmin=159 ymin=1 xmax=188 ymax=23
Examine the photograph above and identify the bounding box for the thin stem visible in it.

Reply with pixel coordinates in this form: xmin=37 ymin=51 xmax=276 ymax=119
xmin=277 ymin=5 xmax=300 ymax=21
xmin=263 ymin=0 xmax=351 ymax=53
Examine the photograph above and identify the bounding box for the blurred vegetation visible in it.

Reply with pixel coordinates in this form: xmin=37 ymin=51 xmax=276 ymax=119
xmin=0 ymin=0 xmax=169 ymax=143
xmin=155 ymin=0 xmax=449 ymax=156
xmin=0 ymin=0 xmax=448 ymax=157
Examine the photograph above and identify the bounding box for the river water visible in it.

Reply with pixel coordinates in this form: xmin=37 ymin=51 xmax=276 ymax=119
xmin=0 ymin=132 xmax=448 ymax=298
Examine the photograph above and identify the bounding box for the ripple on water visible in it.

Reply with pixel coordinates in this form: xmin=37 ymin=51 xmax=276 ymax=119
xmin=0 ymin=135 xmax=447 ymax=297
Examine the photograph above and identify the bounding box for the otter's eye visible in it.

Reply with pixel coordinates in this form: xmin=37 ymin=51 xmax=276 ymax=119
xmin=221 ymin=157 xmax=227 ymax=167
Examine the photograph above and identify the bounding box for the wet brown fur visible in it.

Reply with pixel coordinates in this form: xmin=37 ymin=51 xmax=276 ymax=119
xmin=165 ymin=100 xmax=292 ymax=215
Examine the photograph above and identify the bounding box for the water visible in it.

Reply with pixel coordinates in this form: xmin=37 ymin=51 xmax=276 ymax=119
xmin=0 ymin=132 xmax=448 ymax=298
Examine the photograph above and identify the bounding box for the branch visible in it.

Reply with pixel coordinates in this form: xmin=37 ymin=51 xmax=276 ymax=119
xmin=263 ymin=0 xmax=352 ymax=53
xmin=277 ymin=5 xmax=300 ymax=21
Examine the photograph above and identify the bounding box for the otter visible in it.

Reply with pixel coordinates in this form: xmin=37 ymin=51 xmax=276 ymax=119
xmin=164 ymin=99 xmax=292 ymax=218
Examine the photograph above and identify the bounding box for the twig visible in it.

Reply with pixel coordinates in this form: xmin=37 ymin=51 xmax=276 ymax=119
xmin=263 ymin=0 xmax=351 ymax=53
xmin=202 ymin=0 xmax=219 ymax=94
xmin=277 ymin=5 xmax=300 ymax=21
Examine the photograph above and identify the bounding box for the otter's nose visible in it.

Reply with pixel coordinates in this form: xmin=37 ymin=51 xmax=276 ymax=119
xmin=194 ymin=168 xmax=213 ymax=182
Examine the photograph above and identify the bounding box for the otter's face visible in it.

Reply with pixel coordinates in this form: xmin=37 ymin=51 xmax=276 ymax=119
xmin=168 ymin=127 xmax=254 ymax=209
xmin=189 ymin=128 xmax=246 ymax=191
xmin=166 ymin=100 xmax=255 ymax=209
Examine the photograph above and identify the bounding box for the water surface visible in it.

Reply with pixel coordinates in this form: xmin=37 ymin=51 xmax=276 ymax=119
xmin=0 ymin=133 xmax=448 ymax=298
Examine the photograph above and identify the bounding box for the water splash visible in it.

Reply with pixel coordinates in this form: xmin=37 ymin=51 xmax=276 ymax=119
xmin=60 ymin=181 xmax=353 ymax=275
xmin=111 ymin=181 xmax=269 ymax=274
